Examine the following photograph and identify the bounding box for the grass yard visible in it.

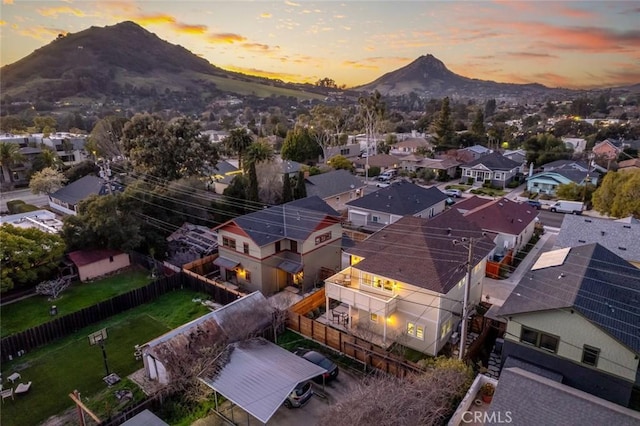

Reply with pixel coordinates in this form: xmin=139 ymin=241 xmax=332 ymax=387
xmin=0 ymin=289 xmax=210 ymax=426
xmin=469 ymin=187 xmax=506 ymax=197
xmin=1 ymin=267 xmax=152 ymax=336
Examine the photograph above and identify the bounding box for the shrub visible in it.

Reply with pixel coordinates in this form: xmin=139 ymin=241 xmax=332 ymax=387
xmin=539 ymin=193 xmax=553 ymax=200
xmin=506 ymin=180 xmax=520 ymax=188
xmin=467 ymin=177 xmax=474 ymax=185
xmin=7 ymin=200 xmax=40 ymax=214
xmin=481 ymin=382 xmax=495 ymax=396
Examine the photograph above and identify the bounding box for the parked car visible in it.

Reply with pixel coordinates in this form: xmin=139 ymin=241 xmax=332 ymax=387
xmin=526 ymin=199 xmax=542 ymax=209
xmin=549 ymin=200 xmax=584 ymax=214
xmin=377 ymin=174 xmax=392 ymax=182
xmin=443 ymin=188 xmax=462 ymax=198
xmin=445 ymin=197 xmax=456 ymax=206
xmin=293 ymin=348 xmax=339 ymax=383
xmin=284 ymin=381 xmax=314 ymax=408
xmin=376 ymin=182 xmax=391 ymax=188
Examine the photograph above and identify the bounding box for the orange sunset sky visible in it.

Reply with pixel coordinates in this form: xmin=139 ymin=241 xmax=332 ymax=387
xmin=1 ymin=0 xmax=639 ymax=89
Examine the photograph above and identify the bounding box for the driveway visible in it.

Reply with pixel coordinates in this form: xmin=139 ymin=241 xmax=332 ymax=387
xmin=193 ymin=366 xmax=362 ymax=426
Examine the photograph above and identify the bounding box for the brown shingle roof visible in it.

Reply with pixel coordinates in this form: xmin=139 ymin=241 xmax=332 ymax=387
xmin=347 ymin=210 xmax=494 ymax=294
xmin=454 ymin=196 xmax=493 ymax=213
xmin=68 ymin=249 xmax=124 ymax=267
xmin=463 ymin=197 xmax=538 ymax=235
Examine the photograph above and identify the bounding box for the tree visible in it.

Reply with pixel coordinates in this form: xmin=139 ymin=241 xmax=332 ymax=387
xmin=432 ymin=97 xmax=455 ymax=148
xmin=281 ymin=127 xmax=321 ymax=163
xmin=244 ymin=141 xmax=274 ymax=170
xmin=592 ymin=170 xmax=640 ymax=218
xmin=359 ymin=91 xmax=386 ymax=155
xmin=89 ymin=115 xmax=128 ymax=159
xmin=484 ymin=99 xmax=497 ymax=118
xmin=555 ymin=182 xmax=596 ymax=203
xmin=35 ymin=277 xmax=72 ymax=300
xmin=0 ymin=142 xmax=25 ymax=187
xmin=282 ymin=173 xmax=293 ymax=203
xmin=33 ymin=116 xmax=57 ymax=133
xmin=64 ymin=160 xmax=100 ymax=183
xmin=61 ymin=193 xmax=143 ymax=252
xmin=122 ymin=114 xmax=218 ymax=180
xmin=30 ymin=147 xmax=63 ymax=173
xmin=320 ymin=357 xmax=473 ymax=426
xmin=305 ymin=105 xmax=347 ymax=162
xmin=327 ymin=155 xmax=354 ymax=172
xmin=247 ymin=162 xmax=259 ymax=202
xmin=1 ymin=224 xmax=66 ymax=293
xmin=224 ymin=127 xmax=254 ymax=170
xmin=471 ymin=109 xmax=486 ymax=139
xmin=523 ymin=133 xmax=573 ymax=167
xmin=293 ymin=171 xmax=307 ymax=199
xmin=29 ymin=167 xmax=67 ymax=195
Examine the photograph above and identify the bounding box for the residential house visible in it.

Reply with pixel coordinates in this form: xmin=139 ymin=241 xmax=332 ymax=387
xmin=459 ymin=152 xmax=522 ymax=187
xmin=389 ymin=137 xmax=433 ymax=156
xmin=352 ymin=154 xmax=401 ymax=174
xmin=345 ymin=181 xmax=448 ymax=231
xmin=502 ymin=149 xmax=527 ymax=165
xmin=458 ymin=145 xmax=492 ymax=161
xmin=399 ymin=156 xmax=460 ymax=178
xmin=453 ymin=196 xmax=493 ymax=214
xmin=526 ymin=163 xmax=599 ymax=196
xmin=618 ymin=158 xmax=640 ymax=171
xmin=48 ymin=175 xmax=123 ymax=215
xmin=68 ymin=249 xmax=130 ymax=282
xmin=593 ymin=139 xmax=621 ymax=161
xmin=498 ymin=243 xmax=640 ymax=406
xmin=213 ymin=196 xmax=342 ymax=295
xmin=463 ymin=197 xmax=539 ymax=258
xmin=142 ymin=292 xmax=274 ymax=385
xmin=561 ymin=137 xmax=588 ymax=154
xmin=325 ymin=209 xmax=495 ymax=355
xmin=555 ymin=215 xmax=640 ymax=268
xmin=304 ymin=169 xmax=366 ymax=212
xmin=209 ymin=160 xmax=242 ymax=194
xmin=0 ymin=209 xmax=63 ymax=233
xmin=325 ymin=143 xmax=361 ymax=160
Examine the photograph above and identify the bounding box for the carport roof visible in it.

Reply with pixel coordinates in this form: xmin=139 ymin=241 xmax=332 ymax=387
xmin=200 ymin=338 xmax=327 ymax=424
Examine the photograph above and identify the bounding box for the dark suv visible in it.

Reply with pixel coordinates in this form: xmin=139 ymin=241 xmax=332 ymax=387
xmin=284 ymin=381 xmax=314 ymax=408
xmin=526 ymin=199 xmax=542 ymax=209
xmin=293 ymin=348 xmax=339 ymax=383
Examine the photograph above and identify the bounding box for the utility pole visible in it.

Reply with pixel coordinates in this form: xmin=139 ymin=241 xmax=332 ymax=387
xmin=453 ymin=237 xmax=477 ymax=360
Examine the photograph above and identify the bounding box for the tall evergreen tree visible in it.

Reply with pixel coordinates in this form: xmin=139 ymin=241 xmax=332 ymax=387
xmin=433 ymin=97 xmax=454 ymax=148
xmin=294 ymin=171 xmax=307 ymax=199
xmin=247 ymin=162 xmax=259 ymax=202
xmin=282 ymin=173 xmax=293 ymax=203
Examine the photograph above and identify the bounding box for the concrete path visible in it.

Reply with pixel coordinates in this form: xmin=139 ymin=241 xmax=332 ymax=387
xmin=482 ymin=231 xmax=557 ymax=307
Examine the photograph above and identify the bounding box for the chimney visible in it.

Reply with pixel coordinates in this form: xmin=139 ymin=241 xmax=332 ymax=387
xmin=303 ymin=170 xmax=310 ymax=179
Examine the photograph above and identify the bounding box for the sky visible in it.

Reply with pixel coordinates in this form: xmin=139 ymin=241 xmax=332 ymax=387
xmin=1 ymin=1 xmax=639 ymax=90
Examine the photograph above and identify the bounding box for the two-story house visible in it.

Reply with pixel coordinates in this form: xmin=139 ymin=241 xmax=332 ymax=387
xmin=304 ymin=169 xmax=366 ymax=213
xmin=592 ymin=139 xmax=621 ymax=161
xmin=213 ymin=196 xmax=342 ymax=295
xmin=345 ymin=181 xmax=448 ymax=231
xmin=498 ymin=243 xmax=640 ymax=407
xmin=460 ymin=152 xmax=521 ymax=187
xmin=463 ymin=197 xmax=539 ymax=257
xmin=325 ymin=209 xmax=495 ymax=355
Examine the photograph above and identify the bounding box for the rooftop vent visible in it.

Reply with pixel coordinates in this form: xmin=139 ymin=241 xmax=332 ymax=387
xmin=578 ymin=239 xmax=586 ymax=243
xmin=601 ymin=231 xmax=605 ymax=236
xmin=585 ymin=219 xmax=592 ymax=223
xmin=623 ymin=225 xmax=631 ymax=229
xmin=618 ymin=247 xmax=627 ymax=251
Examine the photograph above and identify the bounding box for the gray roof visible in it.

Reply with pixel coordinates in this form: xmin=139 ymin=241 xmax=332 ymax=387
xmin=486 ymin=367 xmax=640 ymax=425
xmin=305 ymin=169 xmax=366 ymax=199
xmin=528 ymin=169 xmax=590 ymax=184
xmin=281 ymin=160 xmax=303 ymax=175
xmin=542 ymin=159 xmax=589 ymax=172
xmin=502 ymin=356 xmax=563 ymax=382
xmin=462 ymin=152 xmax=520 ymax=171
xmin=346 ymin=181 xmax=448 ymax=216
xmin=121 ymin=410 xmax=168 ymax=426
xmin=50 ymin=175 xmax=122 ymax=205
xmin=556 ymin=215 xmax=640 ymax=263
xmin=199 ymin=338 xmax=326 ymax=424
xmin=228 ymin=196 xmax=340 ymax=247
xmin=499 ymin=243 xmax=640 ymax=353
xmin=211 ymin=160 xmax=240 ymax=184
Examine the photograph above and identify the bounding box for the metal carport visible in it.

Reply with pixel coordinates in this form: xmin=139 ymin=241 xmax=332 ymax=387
xmin=199 ymin=338 xmax=326 ymax=425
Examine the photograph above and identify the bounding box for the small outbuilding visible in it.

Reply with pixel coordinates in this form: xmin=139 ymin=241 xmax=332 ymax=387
xmin=67 ymin=249 xmax=130 ymax=282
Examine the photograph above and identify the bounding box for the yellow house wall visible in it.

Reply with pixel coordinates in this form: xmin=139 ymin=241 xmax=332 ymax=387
xmin=505 ymin=309 xmax=638 ymax=381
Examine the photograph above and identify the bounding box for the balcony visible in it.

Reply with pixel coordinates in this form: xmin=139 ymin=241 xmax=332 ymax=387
xmin=325 ymin=272 xmax=398 ymax=317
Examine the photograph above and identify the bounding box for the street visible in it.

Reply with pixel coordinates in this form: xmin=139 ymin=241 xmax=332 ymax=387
xmin=0 ymin=188 xmax=50 ymax=213
xmin=537 ymin=210 xmax=565 ymax=229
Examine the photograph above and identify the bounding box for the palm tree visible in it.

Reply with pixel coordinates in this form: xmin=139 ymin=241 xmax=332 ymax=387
xmin=32 ymin=147 xmax=63 ymax=172
xmin=224 ymin=128 xmax=254 ymax=170
xmin=0 ymin=142 xmax=25 ymax=188
xmin=244 ymin=141 xmax=274 ymax=170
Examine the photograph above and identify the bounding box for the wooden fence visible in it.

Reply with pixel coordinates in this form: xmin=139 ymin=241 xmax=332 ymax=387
xmin=287 ymin=311 xmax=424 ymax=379
xmin=0 ymin=270 xmax=244 ymax=362
xmin=289 ymin=288 xmax=326 ymax=314
xmin=485 ymin=249 xmax=514 ymax=279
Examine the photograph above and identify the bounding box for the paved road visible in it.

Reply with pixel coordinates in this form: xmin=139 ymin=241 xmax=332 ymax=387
xmin=537 ymin=210 xmax=565 ymax=229
xmin=0 ymin=188 xmax=50 ymax=213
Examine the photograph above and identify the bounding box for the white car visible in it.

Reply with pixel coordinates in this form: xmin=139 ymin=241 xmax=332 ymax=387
xmin=443 ymin=189 xmax=462 ymax=198
xmin=376 ymin=182 xmax=390 ymax=188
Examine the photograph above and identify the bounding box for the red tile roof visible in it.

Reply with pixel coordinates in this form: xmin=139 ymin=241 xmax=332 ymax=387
xmin=68 ymin=249 xmax=124 ymax=267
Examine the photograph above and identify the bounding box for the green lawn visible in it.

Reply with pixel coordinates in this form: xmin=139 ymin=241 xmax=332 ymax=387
xmin=1 ymin=268 xmax=152 ymax=336
xmin=0 ymin=289 xmax=210 ymax=426
xmin=469 ymin=187 xmax=506 ymax=197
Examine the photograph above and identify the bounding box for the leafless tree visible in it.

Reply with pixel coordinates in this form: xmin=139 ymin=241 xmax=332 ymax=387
xmin=268 ymin=292 xmax=297 ymax=343
xmin=319 ymin=358 xmax=473 ymax=426
xmin=35 ymin=277 xmax=71 ymax=300
xmin=256 ymin=161 xmax=283 ymax=204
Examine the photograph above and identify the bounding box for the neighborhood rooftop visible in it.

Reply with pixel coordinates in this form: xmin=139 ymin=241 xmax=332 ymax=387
xmin=304 ymin=169 xmax=366 ymax=200
xmin=463 ymin=197 xmax=539 ymax=235
xmin=345 ymin=181 xmax=448 ymax=216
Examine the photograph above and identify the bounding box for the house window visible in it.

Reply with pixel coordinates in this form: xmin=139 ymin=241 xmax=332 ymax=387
xmin=243 ymin=243 xmax=249 ymax=254
xmin=407 ymin=322 xmax=415 ymax=336
xmin=222 ymin=237 xmax=236 ymax=250
xmin=290 ymin=241 xmax=298 ymax=253
xmin=440 ymin=319 xmax=452 ymax=339
xmin=407 ymin=322 xmax=424 ymax=340
xmin=370 ymin=313 xmax=378 ymax=323
xmin=275 ymin=241 xmax=281 ymax=252
xmin=465 ymin=170 xmax=472 ymax=176
xmin=244 ymin=271 xmax=251 ymax=283
xmin=416 ymin=325 xmax=424 ymax=340
xmin=520 ymin=327 xmax=559 ymax=353
xmin=533 ymin=182 xmax=539 ymax=187
xmin=315 ymin=231 xmax=332 ymax=245
xmin=495 ymin=172 xmax=502 ymax=180
xmin=372 ymin=216 xmax=379 ymax=223
xmin=582 ymin=345 xmax=599 ymax=367
xmin=109 ymin=256 xmax=114 ymax=262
